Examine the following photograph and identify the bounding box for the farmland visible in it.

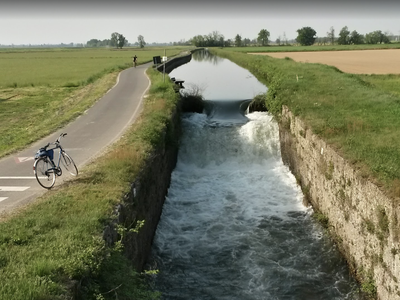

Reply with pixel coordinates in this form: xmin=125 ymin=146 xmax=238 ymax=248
xmin=0 ymin=46 xmax=191 ymax=157
xmin=0 ymin=46 xmax=189 ymax=88
xmin=251 ymin=49 xmax=400 ymax=74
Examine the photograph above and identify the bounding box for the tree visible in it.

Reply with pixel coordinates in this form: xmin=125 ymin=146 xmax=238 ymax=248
xmin=327 ymin=26 xmax=335 ymax=45
xmin=296 ymin=27 xmax=317 ymax=46
xmin=235 ymin=34 xmax=242 ymax=47
xmin=117 ymin=34 xmax=127 ymax=48
xmin=257 ymin=29 xmax=270 ymax=46
xmin=189 ymin=31 xmax=224 ymax=47
xmin=190 ymin=35 xmax=203 ymax=47
xmin=224 ymin=39 xmax=232 ymax=47
xmin=349 ymin=30 xmax=364 ymax=45
xmin=219 ymin=36 xmax=225 ymax=47
xmin=110 ymin=32 xmax=119 ymax=47
xmin=138 ymin=35 xmax=146 ymax=48
xmin=365 ymin=30 xmax=390 ymax=44
xmin=211 ymin=31 xmax=224 ymax=47
xmin=110 ymin=32 xmax=127 ymax=48
xmin=337 ymin=26 xmax=350 ymax=45
xmin=86 ymin=39 xmax=100 ymax=47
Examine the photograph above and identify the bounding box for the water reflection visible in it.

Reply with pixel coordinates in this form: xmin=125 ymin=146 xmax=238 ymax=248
xmin=169 ymin=50 xmax=267 ymax=101
xmin=192 ymin=49 xmax=224 ymax=65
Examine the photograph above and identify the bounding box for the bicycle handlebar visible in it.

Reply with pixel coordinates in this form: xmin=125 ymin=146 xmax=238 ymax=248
xmin=41 ymin=133 xmax=68 ymax=150
xmin=56 ymin=133 xmax=67 ymax=144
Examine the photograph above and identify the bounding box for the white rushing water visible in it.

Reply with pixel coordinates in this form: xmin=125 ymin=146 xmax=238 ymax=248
xmin=148 ymin=112 xmax=361 ymax=300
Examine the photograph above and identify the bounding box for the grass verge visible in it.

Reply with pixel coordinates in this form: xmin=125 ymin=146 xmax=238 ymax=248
xmin=0 ymin=67 xmax=178 ymax=300
xmin=210 ymin=48 xmax=400 ymax=197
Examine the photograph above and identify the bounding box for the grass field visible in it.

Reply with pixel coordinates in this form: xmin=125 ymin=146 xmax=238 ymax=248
xmin=0 ymin=46 xmax=192 ymax=158
xmin=0 ymin=46 xmax=191 ymax=88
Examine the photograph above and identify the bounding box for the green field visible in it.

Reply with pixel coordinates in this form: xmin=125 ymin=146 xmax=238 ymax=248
xmin=0 ymin=46 xmax=192 ymax=157
xmin=222 ymin=43 xmax=400 ymax=53
xmin=0 ymin=46 xmax=191 ymax=88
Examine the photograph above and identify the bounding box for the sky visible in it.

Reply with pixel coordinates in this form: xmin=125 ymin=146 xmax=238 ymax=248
xmin=0 ymin=0 xmax=399 ymax=45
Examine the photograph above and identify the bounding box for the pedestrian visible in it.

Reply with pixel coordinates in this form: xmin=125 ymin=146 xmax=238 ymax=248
xmin=133 ymin=55 xmax=137 ymax=67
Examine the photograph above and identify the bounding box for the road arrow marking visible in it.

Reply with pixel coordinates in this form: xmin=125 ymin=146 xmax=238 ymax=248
xmin=0 ymin=186 xmax=30 ymax=192
xmin=14 ymin=157 xmax=35 ymax=163
xmin=0 ymin=197 xmax=8 ymax=202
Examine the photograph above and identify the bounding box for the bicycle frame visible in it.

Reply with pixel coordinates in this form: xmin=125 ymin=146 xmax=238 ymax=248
xmin=48 ymin=144 xmax=64 ymax=171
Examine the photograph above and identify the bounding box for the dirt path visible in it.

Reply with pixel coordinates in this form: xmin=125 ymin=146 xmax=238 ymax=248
xmin=250 ymin=49 xmax=400 ymax=74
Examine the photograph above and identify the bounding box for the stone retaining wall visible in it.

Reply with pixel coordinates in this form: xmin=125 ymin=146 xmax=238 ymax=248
xmin=103 ymin=108 xmax=180 ymax=271
xmin=279 ymin=105 xmax=400 ymax=300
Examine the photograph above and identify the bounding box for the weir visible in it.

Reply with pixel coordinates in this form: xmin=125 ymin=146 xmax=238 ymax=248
xmin=202 ymin=99 xmax=252 ymax=118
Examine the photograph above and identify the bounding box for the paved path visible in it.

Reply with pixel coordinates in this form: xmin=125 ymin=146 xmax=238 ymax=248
xmin=0 ymin=63 xmax=152 ymax=216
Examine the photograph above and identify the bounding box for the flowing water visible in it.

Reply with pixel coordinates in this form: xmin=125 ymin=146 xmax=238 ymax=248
xmin=147 ymin=51 xmax=361 ymax=299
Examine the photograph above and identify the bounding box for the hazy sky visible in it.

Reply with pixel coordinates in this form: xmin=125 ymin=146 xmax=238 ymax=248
xmin=1 ymin=0 xmax=399 ymax=45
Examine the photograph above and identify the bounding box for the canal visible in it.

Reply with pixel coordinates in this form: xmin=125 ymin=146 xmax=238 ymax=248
xmin=146 ymin=50 xmax=361 ymax=299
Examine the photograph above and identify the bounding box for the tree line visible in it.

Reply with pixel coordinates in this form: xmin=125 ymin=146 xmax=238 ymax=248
xmin=299 ymin=26 xmax=391 ymax=46
xmin=190 ymin=26 xmax=395 ymax=47
xmin=84 ymin=26 xmax=394 ymax=49
xmin=86 ymin=32 xmax=146 ymax=48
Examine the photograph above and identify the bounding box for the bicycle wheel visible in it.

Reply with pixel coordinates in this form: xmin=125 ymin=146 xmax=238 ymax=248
xmin=61 ymin=152 xmax=78 ymax=176
xmin=34 ymin=157 xmax=56 ymax=189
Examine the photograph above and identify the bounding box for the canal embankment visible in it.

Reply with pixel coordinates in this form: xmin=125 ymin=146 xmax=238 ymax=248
xmin=0 ymin=68 xmax=181 ymax=300
xmin=211 ymin=48 xmax=400 ymax=300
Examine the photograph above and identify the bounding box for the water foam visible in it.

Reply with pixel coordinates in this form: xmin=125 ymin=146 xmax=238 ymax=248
xmin=148 ymin=112 xmax=360 ymax=299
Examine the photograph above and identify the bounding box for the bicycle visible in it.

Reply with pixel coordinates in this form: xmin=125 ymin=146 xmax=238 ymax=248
xmin=33 ymin=133 xmax=78 ymax=189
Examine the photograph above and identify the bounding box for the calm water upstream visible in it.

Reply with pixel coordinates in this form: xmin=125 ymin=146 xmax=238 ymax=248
xmin=147 ymin=51 xmax=361 ymax=299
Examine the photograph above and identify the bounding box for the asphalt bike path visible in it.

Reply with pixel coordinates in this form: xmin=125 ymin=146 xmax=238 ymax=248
xmin=0 ymin=63 xmax=152 ymax=215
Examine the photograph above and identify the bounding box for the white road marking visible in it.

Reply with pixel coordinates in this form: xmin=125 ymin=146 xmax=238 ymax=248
xmin=14 ymin=157 xmax=35 ymax=163
xmin=0 ymin=197 xmax=8 ymax=202
xmin=0 ymin=186 xmax=30 ymax=192
xmin=0 ymin=177 xmax=37 ymax=179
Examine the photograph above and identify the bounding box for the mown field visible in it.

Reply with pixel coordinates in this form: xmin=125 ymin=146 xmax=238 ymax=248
xmin=0 ymin=46 xmax=191 ymax=88
xmin=224 ymin=42 xmax=400 ymax=53
xmin=252 ymin=49 xmax=400 ymax=74
xmin=0 ymin=46 xmax=191 ymax=157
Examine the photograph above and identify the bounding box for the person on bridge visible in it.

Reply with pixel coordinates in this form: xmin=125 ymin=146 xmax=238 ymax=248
xmin=133 ymin=55 xmax=138 ymax=67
